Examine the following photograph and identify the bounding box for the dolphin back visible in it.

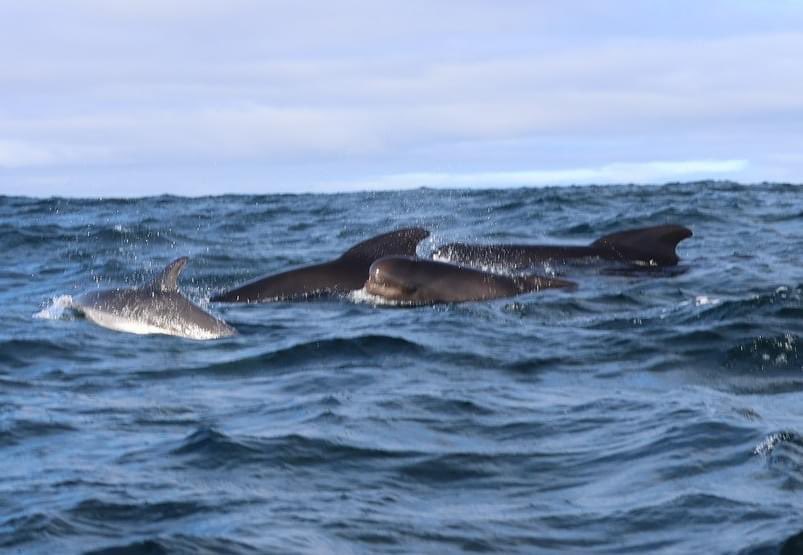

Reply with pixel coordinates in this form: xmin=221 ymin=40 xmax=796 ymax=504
xmin=74 ymin=257 xmax=237 ymax=340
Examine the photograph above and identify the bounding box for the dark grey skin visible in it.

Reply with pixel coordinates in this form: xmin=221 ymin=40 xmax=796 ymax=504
xmin=74 ymin=257 xmax=237 ymax=340
xmin=364 ymin=256 xmax=577 ymax=305
xmin=433 ymin=225 xmax=693 ymax=269
xmin=211 ymin=228 xmax=430 ymax=303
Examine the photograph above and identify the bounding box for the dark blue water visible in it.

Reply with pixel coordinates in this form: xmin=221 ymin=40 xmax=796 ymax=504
xmin=2 ymin=181 xmax=802 ymax=554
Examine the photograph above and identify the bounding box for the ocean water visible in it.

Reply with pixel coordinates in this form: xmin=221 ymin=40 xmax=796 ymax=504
xmin=2 ymin=181 xmax=802 ymax=554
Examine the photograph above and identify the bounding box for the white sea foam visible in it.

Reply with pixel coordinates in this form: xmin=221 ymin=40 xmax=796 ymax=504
xmin=33 ymin=295 xmax=75 ymax=320
xmin=349 ymin=288 xmax=416 ymax=307
xmin=694 ymin=295 xmax=721 ymax=306
xmin=754 ymin=431 xmax=796 ymax=457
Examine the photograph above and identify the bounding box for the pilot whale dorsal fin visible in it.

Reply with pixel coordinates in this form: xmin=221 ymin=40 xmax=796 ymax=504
xmin=590 ymin=225 xmax=692 ymax=266
xmin=340 ymin=227 xmax=430 ymax=262
xmin=149 ymin=256 xmax=189 ymax=292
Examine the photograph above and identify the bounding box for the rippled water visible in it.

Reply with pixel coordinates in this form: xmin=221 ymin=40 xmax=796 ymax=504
xmin=2 ymin=182 xmax=802 ymax=554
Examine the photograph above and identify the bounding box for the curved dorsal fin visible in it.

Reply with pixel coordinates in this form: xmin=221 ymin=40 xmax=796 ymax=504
xmin=150 ymin=257 xmax=189 ymax=292
xmin=341 ymin=227 xmax=430 ymax=262
xmin=590 ymin=225 xmax=692 ymax=266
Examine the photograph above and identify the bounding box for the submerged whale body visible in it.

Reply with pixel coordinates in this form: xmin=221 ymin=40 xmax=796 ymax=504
xmin=364 ymin=256 xmax=576 ymax=305
xmin=211 ymin=227 xmax=430 ymax=303
xmin=433 ymin=224 xmax=693 ymax=268
xmin=73 ymin=257 xmax=236 ymax=340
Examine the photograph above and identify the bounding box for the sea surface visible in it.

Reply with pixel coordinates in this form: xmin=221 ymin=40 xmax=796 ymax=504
xmin=2 ymin=181 xmax=802 ymax=554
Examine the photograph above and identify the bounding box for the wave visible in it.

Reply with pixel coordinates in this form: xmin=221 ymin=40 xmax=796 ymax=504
xmin=0 ymin=338 xmax=78 ymax=369
xmin=689 ymin=285 xmax=802 ymax=324
xmin=175 ymin=334 xmax=427 ymax=377
xmin=4 ymin=184 xmax=803 ymax=555
xmin=755 ymin=431 xmax=803 ymax=490
xmin=0 ymin=511 xmax=82 ymax=550
xmin=0 ymin=223 xmax=179 ymax=252
xmin=168 ymin=427 xmax=417 ymax=471
xmin=82 ymin=535 xmax=260 ymax=555
xmin=69 ymin=499 xmax=206 ymax=525
xmin=397 ymin=452 xmax=520 ymax=483
xmin=725 ymin=334 xmax=802 ymax=373
xmin=0 ymin=419 xmax=76 ymax=446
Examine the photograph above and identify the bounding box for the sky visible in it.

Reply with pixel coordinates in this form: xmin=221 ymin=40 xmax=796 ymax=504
xmin=1 ymin=1 xmax=802 ymax=197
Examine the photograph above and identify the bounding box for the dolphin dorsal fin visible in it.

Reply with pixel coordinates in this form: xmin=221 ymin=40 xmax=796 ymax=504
xmin=341 ymin=227 xmax=430 ymax=262
xmin=150 ymin=257 xmax=189 ymax=292
xmin=590 ymin=225 xmax=692 ymax=266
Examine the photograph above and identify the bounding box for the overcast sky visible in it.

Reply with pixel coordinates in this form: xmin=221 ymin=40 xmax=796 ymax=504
xmin=1 ymin=1 xmax=802 ymax=196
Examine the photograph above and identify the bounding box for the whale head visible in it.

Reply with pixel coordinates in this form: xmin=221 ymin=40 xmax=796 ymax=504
xmin=364 ymin=256 xmax=436 ymax=303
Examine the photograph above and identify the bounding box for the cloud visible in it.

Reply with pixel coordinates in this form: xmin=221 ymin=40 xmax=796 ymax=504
xmin=0 ymin=140 xmax=111 ymax=168
xmin=2 ymin=30 xmax=802 ymax=167
xmin=0 ymin=140 xmax=55 ymax=168
xmin=0 ymin=2 xmax=801 ymax=194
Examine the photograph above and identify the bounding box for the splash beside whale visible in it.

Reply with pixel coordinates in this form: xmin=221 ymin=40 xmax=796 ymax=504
xmin=211 ymin=227 xmax=430 ymax=303
xmin=73 ymin=257 xmax=236 ymax=340
xmin=433 ymin=225 xmax=693 ymax=269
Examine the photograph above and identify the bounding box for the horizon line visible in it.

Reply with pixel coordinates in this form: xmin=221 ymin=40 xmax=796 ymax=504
xmin=2 ymin=179 xmax=800 ymax=201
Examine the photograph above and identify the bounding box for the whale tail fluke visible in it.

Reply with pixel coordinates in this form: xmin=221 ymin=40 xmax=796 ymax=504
xmin=590 ymin=225 xmax=692 ymax=267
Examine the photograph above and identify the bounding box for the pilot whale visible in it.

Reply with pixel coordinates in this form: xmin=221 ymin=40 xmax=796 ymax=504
xmin=211 ymin=227 xmax=430 ymax=303
xmin=433 ymin=224 xmax=692 ymax=268
xmin=363 ymin=256 xmax=576 ymax=305
xmin=73 ymin=257 xmax=236 ymax=340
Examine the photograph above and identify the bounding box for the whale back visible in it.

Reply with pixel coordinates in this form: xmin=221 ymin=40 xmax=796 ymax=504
xmin=434 ymin=224 xmax=692 ymax=268
xmin=590 ymin=225 xmax=692 ymax=266
xmin=211 ymin=227 xmax=430 ymax=302
xmin=365 ymin=256 xmax=576 ymax=304
xmin=341 ymin=227 xmax=430 ymax=263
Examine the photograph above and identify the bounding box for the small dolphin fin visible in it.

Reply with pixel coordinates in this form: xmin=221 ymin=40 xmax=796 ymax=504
xmin=150 ymin=257 xmax=189 ymax=292
xmin=341 ymin=227 xmax=430 ymax=262
xmin=590 ymin=225 xmax=692 ymax=266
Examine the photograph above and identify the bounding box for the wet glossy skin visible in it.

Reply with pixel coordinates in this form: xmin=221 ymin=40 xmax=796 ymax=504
xmin=365 ymin=256 xmax=575 ymax=304
xmin=433 ymin=225 xmax=693 ymax=269
xmin=212 ymin=228 xmax=430 ymax=302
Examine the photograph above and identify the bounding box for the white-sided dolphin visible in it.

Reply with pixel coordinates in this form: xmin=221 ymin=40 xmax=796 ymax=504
xmin=73 ymin=257 xmax=236 ymax=340
xmin=363 ymin=256 xmax=576 ymax=305
xmin=433 ymin=225 xmax=693 ymax=268
xmin=211 ymin=227 xmax=430 ymax=303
